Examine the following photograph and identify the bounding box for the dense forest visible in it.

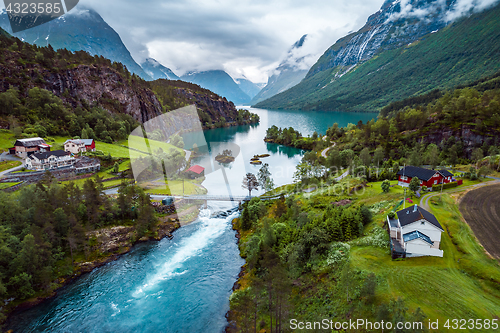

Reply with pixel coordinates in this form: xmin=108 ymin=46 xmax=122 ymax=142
xmin=229 ymin=196 xmax=426 ymax=332
xmin=0 ymin=178 xmax=157 ymax=323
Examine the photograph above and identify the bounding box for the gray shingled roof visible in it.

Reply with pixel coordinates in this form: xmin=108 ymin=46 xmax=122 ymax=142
xmin=30 ymin=150 xmax=70 ymax=160
xmin=15 ymin=138 xmax=46 ymax=148
xmin=439 ymin=169 xmax=453 ymax=177
xmin=396 ymin=205 xmax=444 ymax=231
xmin=396 ymin=166 xmax=437 ymax=181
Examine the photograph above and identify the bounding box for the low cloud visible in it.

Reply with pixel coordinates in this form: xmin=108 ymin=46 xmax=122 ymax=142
xmin=79 ymin=0 xmax=384 ymax=82
xmin=445 ymin=0 xmax=499 ymax=21
xmin=386 ymin=0 xmax=499 ymax=24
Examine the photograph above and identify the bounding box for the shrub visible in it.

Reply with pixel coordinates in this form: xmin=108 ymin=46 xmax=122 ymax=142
xmin=326 ymin=242 xmax=350 ymax=266
xmin=431 ymin=181 xmax=458 ymax=191
xmin=351 ymin=227 xmax=390 ymax=248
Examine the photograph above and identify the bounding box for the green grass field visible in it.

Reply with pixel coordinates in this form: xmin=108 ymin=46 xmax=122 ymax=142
xmin=0 ymin=182 xmax=21 ymax=190
xmin=350 ymin=192 xmax=500 ymax=328
xmin=139 ymin=179 xmax=206 ymax=196
xmin=48 ymin=136 xmax=184 ymax=159
xmin=126 ymin=135 xmax=184 ymax=155
xmin=0 ymin=160 xmax=22 ymax=172
xmin=0 ymin=130 xmax=15 ymax=153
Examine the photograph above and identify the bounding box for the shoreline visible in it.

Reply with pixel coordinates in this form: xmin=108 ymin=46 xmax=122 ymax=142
xmin=2 ymin=205 xmax=203 ymax=327
xmin=225 ymin=217 xmax=246 ymax=333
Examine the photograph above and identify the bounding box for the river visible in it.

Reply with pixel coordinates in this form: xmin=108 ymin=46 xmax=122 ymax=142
xmin=6 ymin=108 xmax=377 ymax=332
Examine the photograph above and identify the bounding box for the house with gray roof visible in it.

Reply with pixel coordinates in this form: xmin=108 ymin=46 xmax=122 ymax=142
xmin=388 ymin=204 xmax=444 ymax=258
xmin=397 ymin=166 xmax=454 ymax=188
xmin=10 ymin=137 xmax=51 ymax=158
xmin=64 ymin=139 xmax=96 ymax=154
xmin=25 ymin=150 xmax=75 ymax=171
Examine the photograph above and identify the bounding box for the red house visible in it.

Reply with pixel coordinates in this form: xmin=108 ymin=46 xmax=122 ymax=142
xmin=185 ymin=165 xmax=205 ymax=179
xmin=81 ymin=139 xmax=96 ymax=152
xmin=397 ymin=166 xmax=453 ymax=188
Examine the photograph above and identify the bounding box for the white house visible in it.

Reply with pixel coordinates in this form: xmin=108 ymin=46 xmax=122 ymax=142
xmin=388 ymin=204 xmax=444 ymax=258
xmin=64 ymin=139 xmax=96 ymax=154
xmin=25 ymin=150 xmax=75 ymax=171
xmin=64 ymin=139 xmax=86 ymax=154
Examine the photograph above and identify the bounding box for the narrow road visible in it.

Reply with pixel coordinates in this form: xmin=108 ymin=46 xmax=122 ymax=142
xmin=419 ymin=178 xmax=500 ymax=210
xmin=0 ymin=152 xmax=20 ymax=162
xmin=0 ymin=155 xmax=24 ymax=178
xmin=321 ymin=142 xmax=336 ymax=158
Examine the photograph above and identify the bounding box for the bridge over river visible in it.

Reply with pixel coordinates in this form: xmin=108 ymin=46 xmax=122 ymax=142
xmin=147 ymin=193 xmax=287 ymax=203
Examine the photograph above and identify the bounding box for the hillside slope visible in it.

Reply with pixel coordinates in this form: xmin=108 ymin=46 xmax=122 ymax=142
xmin=255 ymin=1 xmax=500 ymax=112
xmin=141 ymin=58 xmax=180 ymax=81
xmin=0 ymin=7 xmax=151 ymax=80
xmin=251 ymin=35 xmax=310 ymax=105
xmin=181 ymin=70 xmax=251 ymax=105
xmin=0 ymin=30 xmax=251 ymax=138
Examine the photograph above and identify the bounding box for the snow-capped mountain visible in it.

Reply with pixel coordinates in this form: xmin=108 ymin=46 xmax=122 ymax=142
xmin=255 ymin=0 xmax=500 ymax=111
xmin=251 ymin=35 xmax=311 ymax=105
xmin=181 ymin=70 xmax=251 ymax=105
xmin=0 ymin=7 xmax=151 ymax=80
xmin=140 ymin=58 xmax=180 ymax=81
xmin=307 ymin=0 xmax=456 ymax=78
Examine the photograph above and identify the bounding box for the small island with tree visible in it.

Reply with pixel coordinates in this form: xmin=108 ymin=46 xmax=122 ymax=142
xmin=215 ymin=149 xmax=235 ymax=163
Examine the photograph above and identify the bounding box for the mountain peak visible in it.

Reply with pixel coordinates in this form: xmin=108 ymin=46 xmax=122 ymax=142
xmin=180 ymin=70 xmax=251 ymax=105
xmin=0 ymin=6 xmax=151 ymax=80
xmin=250 ymin=35 xmax=311 ymax=105
xmin=141 ymin=58 xmax=179 ymax=80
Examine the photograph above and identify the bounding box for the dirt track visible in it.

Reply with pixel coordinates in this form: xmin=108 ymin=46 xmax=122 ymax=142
xmin=459 ymin=183 xmax=500 ymax=259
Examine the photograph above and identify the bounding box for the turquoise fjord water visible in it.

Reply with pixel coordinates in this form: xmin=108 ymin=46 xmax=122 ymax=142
xmin=7 ymin=108 xmax=377 ymax=332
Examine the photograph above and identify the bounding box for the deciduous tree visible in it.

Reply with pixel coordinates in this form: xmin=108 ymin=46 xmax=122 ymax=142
xmin=242 ymin=173 xmax=259 ymax=196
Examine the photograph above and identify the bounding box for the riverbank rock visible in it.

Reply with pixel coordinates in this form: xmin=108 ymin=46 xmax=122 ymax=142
xmin=88 ymin=226 xmax=135 ymax=254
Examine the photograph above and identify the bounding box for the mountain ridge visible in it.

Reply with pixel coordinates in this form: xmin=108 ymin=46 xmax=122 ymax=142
xmin=141 ymin=58 xmax=180 ymax=81
xmin=181 ymin=70 xmax=251 ymax=105
xmin=0 ymin=7 xmax=152 ymax=80
xmin=255 ymin=0 xmax=500 ymax=112
xmin=251 ymin=34 xmax=310 ymax=105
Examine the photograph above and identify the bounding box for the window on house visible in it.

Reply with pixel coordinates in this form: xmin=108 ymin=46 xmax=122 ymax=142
xmin=421 ymin=221 xmax=425 ymax=225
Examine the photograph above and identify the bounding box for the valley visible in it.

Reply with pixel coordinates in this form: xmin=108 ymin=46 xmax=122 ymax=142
xmin=1 ymin=0 xmax=500 ymax=332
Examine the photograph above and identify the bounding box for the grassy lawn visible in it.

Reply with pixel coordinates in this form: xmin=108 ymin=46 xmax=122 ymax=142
xmin=126 ymin=135 xmax=184 ymax=155
xmin=118 ymin=160 xmax=130 ymax=172
xmin=139 ymin=179 xmax=206 ymax=196
xmin=47 ymin=136 xmax=184 ymax=160
xmin=0 ymin=160 xmax=22 ymax=172
xmin=0 ymin=182 xmax=21 ymax=190
xmin=350 ymin=192 xmax=500 ymax=327
xmin=48 ymin=137 xmax=144 ymax=159
xmin=0 ymin=130 xmax=15 ymax=153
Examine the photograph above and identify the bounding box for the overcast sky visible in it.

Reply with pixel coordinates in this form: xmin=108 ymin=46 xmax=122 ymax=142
xmin=77 ymin=0 xmax=387 ymax=82
xmin=1 ymin=0 xmax=497 ymax=82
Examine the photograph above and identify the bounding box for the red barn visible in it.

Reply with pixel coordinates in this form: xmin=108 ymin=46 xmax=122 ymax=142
xmin=186 ymin=165 xmax=205 ymax=179
xmin=81 ymin=139 xmax=96 ymax=152
xmin=397 ymin=166 xmax=453 ymax=188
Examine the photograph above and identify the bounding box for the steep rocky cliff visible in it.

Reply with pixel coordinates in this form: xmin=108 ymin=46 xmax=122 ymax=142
xmin=42 ymin=66 xmax=163 ymax=123
xmin=251 ymin=35 xmax=310 ymax=105
xmin=307 ymin=0 xmax=450 ymax=78
xmin=0 ymin=29 xmax=246 ymax=129
xmin=255 ymin=0 xmax=500 ymax=112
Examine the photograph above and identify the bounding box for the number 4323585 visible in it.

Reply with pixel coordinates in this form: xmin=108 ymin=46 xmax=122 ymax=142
xmin=444 ymin=319 xmax=498 ymax=330
xmin=6 ymin=2 xmax=62 ymax=15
